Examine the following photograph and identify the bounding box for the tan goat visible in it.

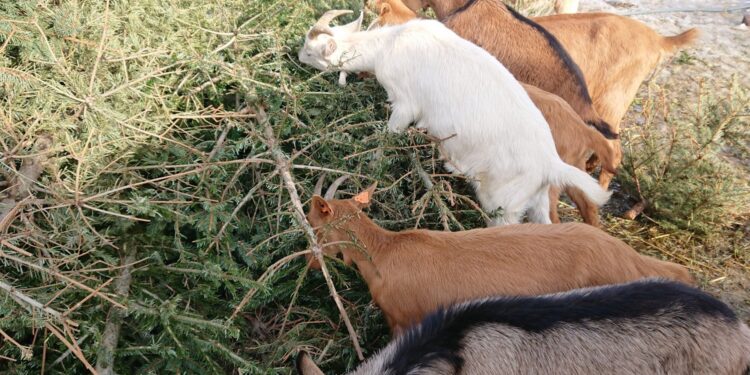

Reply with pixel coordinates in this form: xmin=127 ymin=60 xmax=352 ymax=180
xmin=523 ymin=83 xmax=615 ymax=226
xmin=374 ymin=1 xmax=615 ymax=226
xmin=399 ymin=0 xmax=698 ymax=188
xmin=306 ymin=184 xmax=694 ymax=334
xmin=373 ymin=0 xmax=416 ymax=25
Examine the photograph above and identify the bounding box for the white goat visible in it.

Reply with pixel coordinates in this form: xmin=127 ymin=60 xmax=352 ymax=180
xmin=309 ymin=11 xmax=363 ymax=86
xmin=299 ymin=11 xmax=610 ymax=225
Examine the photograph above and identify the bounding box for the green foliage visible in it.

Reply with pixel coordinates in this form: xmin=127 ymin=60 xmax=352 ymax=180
xmin=1 ymin=0 xmax=746 ymax=373
xmin=619 ymin=80 xmax=750 ymax=234
xmin=0 ymin=0 xmax=483 ymax=373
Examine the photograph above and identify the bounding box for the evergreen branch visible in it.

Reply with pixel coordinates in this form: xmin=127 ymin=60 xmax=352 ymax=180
xmin=0 ymin=327 xmax=32 ymax=360
xmin=209 ymin=168 xmax=279 ymax=253
xmin=0 ymin=135 xmax=52 ymax=229
xmin=88 ymin=0 xmax=110 ymax=96
xmin=48 ymin=333 xmax=90 ymax=371
xmin=256 ymin=106 xmax=365 ymax=360
xmin=0 ymin=250 xmax=125 ymax=309
xmin=230 ymin=249 xmax=310 ymax=319
xmin=0 ymin=279 xmax=77 ymax=327
xmin=64 ymin=278 xmax=115 ymax=316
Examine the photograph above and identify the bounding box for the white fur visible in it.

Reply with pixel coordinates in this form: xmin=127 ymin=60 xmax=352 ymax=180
xmin=554 ymin=0 xmax=579 ymax=14
xmin=299 ymin=19 xmax=611 ymax=224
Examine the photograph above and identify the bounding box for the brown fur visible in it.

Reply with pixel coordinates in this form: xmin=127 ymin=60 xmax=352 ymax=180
xmin=374 ymin=0 xmax=418 ymax=26
xmin=306 ymin=187 xmax=694 ymax=334
xmin=402 ymin=0 xmax=699 ymax=189
xmin=523 ymin=83 xmax=615 ymax=226
xmin=376 ymin=6 xmax=615 ymax=226
xmin=441 ymin=0 xmax=607 ymax=135
xmin=534 ymin=14 xmax=698 ymax=186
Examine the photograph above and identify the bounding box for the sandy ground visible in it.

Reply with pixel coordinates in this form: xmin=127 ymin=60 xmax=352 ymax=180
xmin=579 ymin=0 xmax=750 ymax=321
xmin=581 ymin=0 xmax=750 ymax=88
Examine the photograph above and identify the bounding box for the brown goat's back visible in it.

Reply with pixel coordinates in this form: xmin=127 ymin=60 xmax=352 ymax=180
xmin=360 ymin=222 xmax=694 ymax=331
xmin=535 ymin=12 xmax=698 ymax=129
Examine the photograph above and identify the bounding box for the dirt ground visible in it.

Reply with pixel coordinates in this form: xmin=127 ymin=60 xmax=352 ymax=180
xmin=580 ymin=0 xmax=749 ymax=89
xmin=579 ymin=0 xmax=750 ymax=322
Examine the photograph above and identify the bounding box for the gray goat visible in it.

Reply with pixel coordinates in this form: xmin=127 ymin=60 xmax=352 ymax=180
xmin=297 ymin=279 xmax=750 ymax=374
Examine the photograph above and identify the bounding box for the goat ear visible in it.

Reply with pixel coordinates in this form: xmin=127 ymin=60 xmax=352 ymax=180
xmin=353 ymin=183 xmax=377 ymax=207
xmin=339 ymin=11 xmax=364 ymax=34
xmin=311 ymin=195 xmax=333 ymax=216
xmin=322 ymin=38 xmax=337 ymax=57
xmin=380 ymin=3 xmax=392 ymax=16
xmin=296 ymin=352 xmax=325 ymax=375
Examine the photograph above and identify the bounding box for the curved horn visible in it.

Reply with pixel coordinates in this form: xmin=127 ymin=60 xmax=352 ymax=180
xmin=313 ymin=174 xmax=326 ymax=196
xmin=324 ymin=175 xmax=350 ymax=200
xmin=316 ymin=9 xmax=354 ymax=28
xmin=308 ymin=9 xmax=354 ymax=38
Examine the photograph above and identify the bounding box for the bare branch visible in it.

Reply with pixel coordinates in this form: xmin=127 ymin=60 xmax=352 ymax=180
xmin=0 ymin=248 xmax=125 ymax=309
xmin=256 ymin=106 xmax=365 ymax=360
xmin=0 ymin=135 xmax=52 ymax=229
xmin=0 ymin=279 xmax=78 ymax=327
xmin=95 ymin=245 xmax=137 ymax=375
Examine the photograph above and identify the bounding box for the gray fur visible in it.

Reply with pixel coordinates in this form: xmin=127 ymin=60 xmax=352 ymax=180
xmin=316 ymin=281 xmax=750 ymax=375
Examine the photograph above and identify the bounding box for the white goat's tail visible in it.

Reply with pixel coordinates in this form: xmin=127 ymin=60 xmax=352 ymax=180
xmin=549 ymin=161 xmax=611 ymax=207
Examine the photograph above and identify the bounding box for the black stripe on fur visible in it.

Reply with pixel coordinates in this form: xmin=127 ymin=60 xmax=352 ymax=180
xmin=448 ymin=1 xmax=617 ymax=138
xmin=502 ymin=5 xmax=595 ymax=105
xmin=588 ymin=120 xmax=620 ymax=139
xmin=446 ymin=0 xmax=478 ymax=17
xmin=384 ymin=279 xmax=736 ymax=374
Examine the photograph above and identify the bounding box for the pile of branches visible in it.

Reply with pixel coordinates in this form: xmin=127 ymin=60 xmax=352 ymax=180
xmin=0 ymin=0 xmax=746 ymax=373
xmin=0 ymin=0 xmax=483 ymax=372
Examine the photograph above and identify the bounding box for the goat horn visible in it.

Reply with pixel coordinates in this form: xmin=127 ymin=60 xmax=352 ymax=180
xmin=313 ymin=174 xmax=326 ymax=196
xmin=316 ymin=9 xmax=353 ymax=28
xmin=324 ymin=175 xmax=350 ymax=200
xmin=308 ymin=9 xmax=353 ymax=38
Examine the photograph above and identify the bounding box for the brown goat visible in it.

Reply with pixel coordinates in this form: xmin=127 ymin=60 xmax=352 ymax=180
xmin=374 ymin=3 xmax=615 ymax=226
xmin=306 ymin=185 xmax=694 ymax=334
xmin=523 ymin=83 xmax=615 ymax=226
xmin=535 ymin=12 xmax=699 ymax=135
xmin=374 ymin=0 xmax=417 ymax=26
xmin=399 ymin=0 xmax=698 ymax=188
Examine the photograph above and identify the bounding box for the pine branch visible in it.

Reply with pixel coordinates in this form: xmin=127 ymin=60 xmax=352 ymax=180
xmin=0 ymin=278 xmax=77 ymax=326
xmin=257 ymin=106 xmax=365 ymax=361
xmin=0 ymin=327 xmax=32 ymax=360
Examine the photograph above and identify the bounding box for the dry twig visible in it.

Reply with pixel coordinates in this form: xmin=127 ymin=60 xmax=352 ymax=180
xmin=256 ymin=106 xmax=365 ymax=360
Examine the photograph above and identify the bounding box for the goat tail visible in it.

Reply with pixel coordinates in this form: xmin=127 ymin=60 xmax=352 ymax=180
xmin=550 ymin=161 xmax=611 ymax=207
xmin=661 ymin=28 xmax=700 ymax=52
